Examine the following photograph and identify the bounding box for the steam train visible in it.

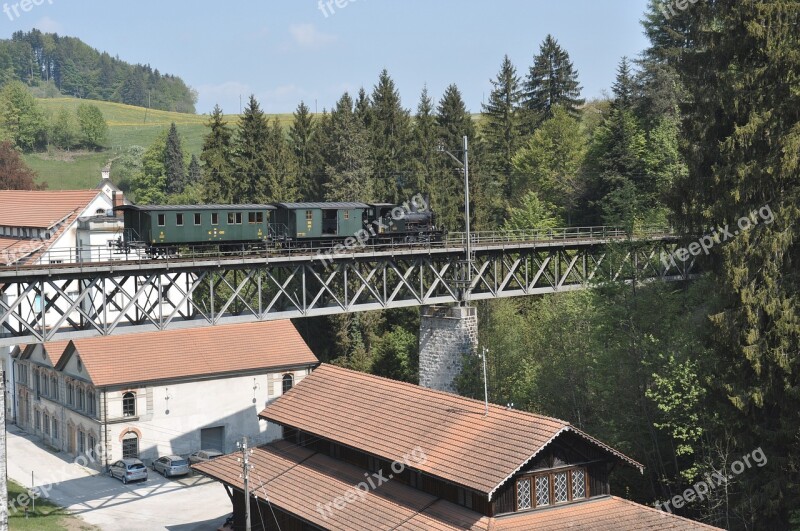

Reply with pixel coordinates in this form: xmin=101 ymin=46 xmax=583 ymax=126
xmin=114 ymin=200 xmax=441 ymax=255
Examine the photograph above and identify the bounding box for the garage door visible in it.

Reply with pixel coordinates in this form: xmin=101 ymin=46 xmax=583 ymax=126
xmin=200 ymin=426 xmax=225 ymax=452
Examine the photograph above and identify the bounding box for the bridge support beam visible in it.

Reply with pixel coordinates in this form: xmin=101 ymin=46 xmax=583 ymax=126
xmin=419 ymin=305 xmax=478 ymax=393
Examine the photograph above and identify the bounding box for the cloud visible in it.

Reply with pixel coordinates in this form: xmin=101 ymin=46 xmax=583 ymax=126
xmin=33 ymin=16 xmax=63 ymax=33
xmin=288 ymin=23 xmax=337 ymax=48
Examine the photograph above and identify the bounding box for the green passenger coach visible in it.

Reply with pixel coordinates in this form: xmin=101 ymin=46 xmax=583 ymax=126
xmin=274 ymin=202 xmax=370 ymax=242
xmin=117 ymin=205 xmax=276 ymax=250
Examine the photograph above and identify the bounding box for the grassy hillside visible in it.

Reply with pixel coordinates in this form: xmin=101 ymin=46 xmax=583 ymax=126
xmin=27 ymin=97 xmax=294 ymax=190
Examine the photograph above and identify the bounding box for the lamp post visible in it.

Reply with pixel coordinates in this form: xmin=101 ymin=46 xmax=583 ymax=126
xmin=438 ymin=135 xmax=472 ymax=300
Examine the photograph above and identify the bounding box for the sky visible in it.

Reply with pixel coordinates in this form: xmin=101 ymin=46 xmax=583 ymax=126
xmin=0 ymin=0 xmax=653 ymax=115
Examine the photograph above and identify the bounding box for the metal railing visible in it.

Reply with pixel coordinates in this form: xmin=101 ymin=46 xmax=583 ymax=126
xmin=0 ymin=226 xmax=676 ymax=272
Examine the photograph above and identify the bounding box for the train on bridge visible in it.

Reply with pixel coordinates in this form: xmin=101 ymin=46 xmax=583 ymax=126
xmin=115 ymin=200 xmax=442 ymax=256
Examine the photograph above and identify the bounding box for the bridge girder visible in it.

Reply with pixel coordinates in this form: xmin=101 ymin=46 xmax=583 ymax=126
xmin=0 ymin=239 xmax=695 ymax=347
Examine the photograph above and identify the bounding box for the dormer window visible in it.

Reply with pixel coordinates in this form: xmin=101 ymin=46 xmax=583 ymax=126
xmin=515 ymin=466 xmax=587 ymax=512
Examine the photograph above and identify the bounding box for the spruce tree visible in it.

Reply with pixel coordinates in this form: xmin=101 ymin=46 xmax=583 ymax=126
xmin=322 ymin=93 xmax=374 ymax=202
xmin=187 ymin=154 xmax=201 ymax=186
xmin=436 ymin=84 xmax=477 ymax=231
xmin=523 ymin=35 xmax=584 ymax=129
xmin=482 ymin=55 xmax=523 ymax=188
xmin=369 ymin=69 xmax=412 ymax=201
xmin=409 ymin=86 xmax=442 ymax=203
xmin=647 ymin=1 xmax=800 ymax=524
xmin=262 ymin=118 xmax=299 ymax=202
xmin=233 ymin=95 xmax=271 ymax=203
xmin=289 ymin=101 xmax=323 ymax=201
xmin=164 ymin=122 xmax=186 ymax=195
xmin=611 ymin=57 xmax=635 ymax=111
xmin=200 ymin=105 xmax=235 ymax=203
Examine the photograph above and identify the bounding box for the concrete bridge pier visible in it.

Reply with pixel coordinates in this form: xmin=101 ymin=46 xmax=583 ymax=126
xmin=419 ymin=305 xmax=478 ymax=393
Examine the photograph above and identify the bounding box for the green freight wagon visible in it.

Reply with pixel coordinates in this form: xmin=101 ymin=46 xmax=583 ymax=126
xmin=116 ymin=204 xmax=276 ymax=250
xmin=274 ymin=202 xmax=370 ymax=244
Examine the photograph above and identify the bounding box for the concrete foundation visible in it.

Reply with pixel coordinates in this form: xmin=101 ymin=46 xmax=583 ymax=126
xmin=419 ymin=305 xmax=478 ymax=393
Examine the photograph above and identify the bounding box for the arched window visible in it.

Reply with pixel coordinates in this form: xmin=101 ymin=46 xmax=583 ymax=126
xmin=282 ymin=374 xmax=294 ymax=394
xmin=122 ymin=392 xmax=136 ymax=417
xmin=122 ymin=432 xmax=139 ymax=459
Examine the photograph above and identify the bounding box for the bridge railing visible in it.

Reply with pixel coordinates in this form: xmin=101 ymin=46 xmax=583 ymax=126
xmin=0 ymin=226 xmax=676 ymax=271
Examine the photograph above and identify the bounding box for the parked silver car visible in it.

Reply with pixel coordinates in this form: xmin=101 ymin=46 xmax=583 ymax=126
xmin=152 ymin=455 xmax=190 ymax=477
xmin=108 ymin=459 xmax=148 ymax=484
xmin=188 ymin=449 xmax=223 ymax=465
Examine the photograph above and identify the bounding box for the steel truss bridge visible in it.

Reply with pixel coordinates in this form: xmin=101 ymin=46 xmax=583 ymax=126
xmin=0 ymin=227 xmax=696 ymax=347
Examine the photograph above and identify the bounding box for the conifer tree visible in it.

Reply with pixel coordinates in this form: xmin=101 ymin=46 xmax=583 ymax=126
xmin=187 ymin=154 xmax=201 ymax=186
xmin=369 ymin=69 xmax=412 ymax=201
xmin=164 ymin=122 xmax=186 ymax=195
xmin=647 ymin=1 xmax=800 ymax=523
xmin=200 ymin=105 xmax=235 ymax=203
xmin=409 ymin=86 xmax=442 ymax=202
xmin=289 ymin=101 xmax=323 ymax=201
xmin=523 ymin=35 xmax=584 ymax=129
xmin=322 ymin=93 xmax=374 ymax=202
xmin=482 ymin=55 xmax=523 ymax=188
xmin=233 ymin=95 xmax=271 ymax=203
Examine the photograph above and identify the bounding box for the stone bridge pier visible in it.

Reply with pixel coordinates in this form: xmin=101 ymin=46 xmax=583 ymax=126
xmin=418 ymin=305 xmax=478 ymax=393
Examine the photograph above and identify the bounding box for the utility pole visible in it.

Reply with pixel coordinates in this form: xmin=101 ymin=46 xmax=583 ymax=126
xmin=481 ymin=348 xmax=489 ymax=417
xmin=1 ymin=371 xmax=8 ymax=531
xmin=238 ymin=437 xmax=253 ymax=531
xmin=438 ymin=136 xmax=472 ymax=300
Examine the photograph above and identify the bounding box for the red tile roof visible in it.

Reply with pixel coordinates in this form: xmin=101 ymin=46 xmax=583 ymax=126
xmin=259 ymin=364 xmax=643 ymax=498
xmin=0 ymin=237 xmax=45 ymax=265
xmin=491 ymin=496 xmax=721 ymax=530
xmin=20 ymin=340 xmax=72 ymax=366
xmin=194 ymin=441 xmax=719 ymax=531
xmin=56 ymin=321 xmax=318 ymax=387
xmin=0 ymin=190 xmax=101 ymax=229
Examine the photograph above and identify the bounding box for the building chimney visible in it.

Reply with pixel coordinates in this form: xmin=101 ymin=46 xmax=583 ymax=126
xmin=111 ymin=191 xmax=123 ymax=217
xmin=101 ymin=168 xmax=110 ymax=181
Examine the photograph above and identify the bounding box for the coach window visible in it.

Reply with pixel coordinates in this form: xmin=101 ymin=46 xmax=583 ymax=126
xmin=194 ymin=213 xmax=202 ymax=225
xmin=157 ymin=214 xmax=165 ymax=227
xmin=211 ymin=213 xmax=219 ymax=225
xmin=256 ymin=212 xmax=264 ymax=223
xmin=248 ymin=212 xmax=257 ymax=224
xmin=228 ymin=212 xmax=235 ymax=224
xmin=344 ymin=210 xmax=350 ymax=220
xmin=305 ymin=210 xmax=313 ymax=222
xmin=236 ymin=212 xmax=243 ymax=224
xmin=176 ymin=213 xmax=184 ymax=226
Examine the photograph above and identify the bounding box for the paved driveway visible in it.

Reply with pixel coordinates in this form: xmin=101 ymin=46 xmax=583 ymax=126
xmin=6 ymin=425 xmax=232 ymax=530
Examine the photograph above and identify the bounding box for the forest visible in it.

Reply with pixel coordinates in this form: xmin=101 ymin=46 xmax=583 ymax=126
xmin=0 ymin=30 xmax=197 ymax=112
xmin=0 ymin=1 xmax=797 ymax=528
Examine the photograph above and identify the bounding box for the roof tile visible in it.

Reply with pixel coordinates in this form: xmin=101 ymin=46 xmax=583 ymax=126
xmin=0 ymin=190 xmax=100 ymax=229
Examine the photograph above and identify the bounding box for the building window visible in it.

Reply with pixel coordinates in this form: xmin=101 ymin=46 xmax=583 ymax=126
xmin=43 ymin=414 xmax=50 ymax=436
xmin=42 ymin=375 xmax=49 ymax=397
xmin=122 ymin=433 xmax=139 ymax=459
xmin=122 ymin=392 xmax=136 ymax=417
xmin=34 ymin=371 xmax=40 ymax=400
xmin=194 ymin=213 xmax=202 ymax=225
xmin=176 ymin=213 xmax=184 ymax=226
xmin=18 ymin=364 xmax=27 ymax=386
xmin=515 ymin=467 xmax=589 ymax=512
xmin=88 ymin=391 xmax=96 ymax=416
xmin=77 ymin=388 xmax=85 ymax=410
xmin=343 ymin=210 xmax=350 ymax=220
xmin=34 ymin=410 xmax=41 ymax=430
xmin=211 ymin=213 xmax=219 ymax=225
xmin=282 ymin=374 xmax=294 ymax=394
xmin=571 ymin=469 xmax=586 ymax=500
xmin=78 ymin=431 xmax=85 ymax=454
xmin=51 ymin=418 xmax=59 ymax=440
xmin=88 ymin=435 xmax=96 ymax=455
xmin=535 ymin=475 xmax=550 ymax=507
xmin=516 ymin=478 xmax=532 ymax=510
xmin=67 ymin=383 xmax=74 ymax=406
xmin=50 ymin=376 xmax=57 ymax=401
xmin=157 ymin=214 xmax=165 ymax=227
